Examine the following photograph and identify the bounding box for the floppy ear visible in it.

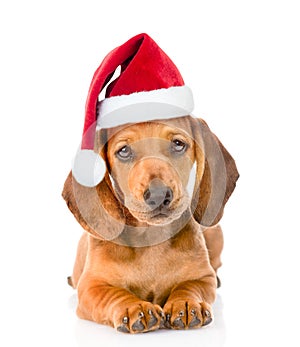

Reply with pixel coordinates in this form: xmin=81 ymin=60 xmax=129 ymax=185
xmin=191 ymin=118 xmax=239 ymax=227
xmin=62 ymin=130 xmax=125 ymax=239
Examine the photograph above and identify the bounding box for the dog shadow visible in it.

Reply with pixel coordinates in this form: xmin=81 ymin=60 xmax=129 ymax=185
xmin=69 ymin=293 xmax=226 ymax=347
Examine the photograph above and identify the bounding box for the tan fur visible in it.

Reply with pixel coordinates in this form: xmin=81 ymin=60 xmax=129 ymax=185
xmin=62 ymin=116 xmax=238 ymax=333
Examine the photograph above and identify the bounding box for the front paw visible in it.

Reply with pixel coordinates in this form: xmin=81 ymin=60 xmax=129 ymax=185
xmin=114 ymin=302 xmax=164 ymax=333
xmin=163 ymin=299 xmax=213 ymax=330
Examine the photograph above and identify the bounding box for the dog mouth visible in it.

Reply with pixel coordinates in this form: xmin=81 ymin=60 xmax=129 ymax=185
xmin=135 ymin=211 xmax=176 ymax=226
xmin=149 ymin=214 xmax=175 ymax=226
xmin=149 ymin=210 xmax=170 ymax=223
xmin=150 ymin=206 xmax=175 ymax=219
xmin=128 ymin=198 xmax=189 ymax=226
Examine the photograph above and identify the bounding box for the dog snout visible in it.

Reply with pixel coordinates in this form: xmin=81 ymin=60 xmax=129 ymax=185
xmin=143 ymin=179 xmax=173 ymax=209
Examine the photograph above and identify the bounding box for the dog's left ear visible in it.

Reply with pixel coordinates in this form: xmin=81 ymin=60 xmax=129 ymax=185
xmin=62 ymin=129 xmax=125 ymax=240
xmin=190 ymin=118 xmax=239 ymax=226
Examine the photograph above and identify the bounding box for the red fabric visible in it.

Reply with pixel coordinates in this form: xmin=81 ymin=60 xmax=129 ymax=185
xmin=82 ymin=33 xmax=185 ymax=149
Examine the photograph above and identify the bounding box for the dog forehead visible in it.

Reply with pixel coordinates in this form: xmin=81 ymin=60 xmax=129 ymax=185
xmin=106 ymin=117 xmax=194 ymax=144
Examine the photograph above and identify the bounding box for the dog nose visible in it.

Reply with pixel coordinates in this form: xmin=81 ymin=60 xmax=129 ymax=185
xmin=143 ymin=180 xmax=173 ymax=208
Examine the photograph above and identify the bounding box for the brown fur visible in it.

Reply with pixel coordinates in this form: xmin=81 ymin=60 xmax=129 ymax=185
xmin=62 ymin=116 xmax=238 ymax=333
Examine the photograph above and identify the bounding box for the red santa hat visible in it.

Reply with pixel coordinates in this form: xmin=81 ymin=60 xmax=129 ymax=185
xmin=72 ymin=33 xmax=194 ymax=187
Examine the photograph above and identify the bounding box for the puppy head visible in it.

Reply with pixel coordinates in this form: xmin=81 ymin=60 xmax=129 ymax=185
xmin=104 ymin=118 xmax=196 ymax=226
xmin=62 ymin=116 xmax=238 ymax=241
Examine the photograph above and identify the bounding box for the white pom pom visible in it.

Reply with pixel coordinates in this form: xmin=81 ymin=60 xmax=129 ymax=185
xmin=72 ymin=149 xmax=106 ymax=187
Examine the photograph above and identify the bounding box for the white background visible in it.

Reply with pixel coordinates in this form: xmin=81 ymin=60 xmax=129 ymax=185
xmin=1 ymin=1 xmax=300 ymax=346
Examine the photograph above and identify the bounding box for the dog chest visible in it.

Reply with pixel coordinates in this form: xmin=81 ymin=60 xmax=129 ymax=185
xmin=90 ymin=235 xmax=209 ymax=305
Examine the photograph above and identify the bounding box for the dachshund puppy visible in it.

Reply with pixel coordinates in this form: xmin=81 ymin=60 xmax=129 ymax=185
xmin=62 ymin=116 xmax=238 ymax=333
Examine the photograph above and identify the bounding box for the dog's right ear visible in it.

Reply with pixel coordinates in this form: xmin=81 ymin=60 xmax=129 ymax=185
xmin=62 ymin=129 xmax=125 ymax=240
xmin=190 ymin=118 xmax=239 ymax=227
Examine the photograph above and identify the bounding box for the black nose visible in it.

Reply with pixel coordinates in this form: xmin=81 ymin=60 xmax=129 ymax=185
xmin=143 ymin=180 xmax=173 ymax=208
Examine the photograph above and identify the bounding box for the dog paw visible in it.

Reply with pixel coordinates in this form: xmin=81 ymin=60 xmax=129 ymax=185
xmin=163 ymin=299 xmax=213 ymax=330
xmin=114 ymin=302 xmax=164 ymax=333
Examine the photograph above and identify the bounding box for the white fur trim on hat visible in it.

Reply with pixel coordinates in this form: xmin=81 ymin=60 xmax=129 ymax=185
xmin=96 ymin=85 xmax=194 ymax=129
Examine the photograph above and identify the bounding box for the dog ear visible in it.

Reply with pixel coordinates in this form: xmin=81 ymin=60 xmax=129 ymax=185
xmin=62 ymin=129 xmax=125 ymax=240
xmin=191 ymin=118 xmax=239 ymax=226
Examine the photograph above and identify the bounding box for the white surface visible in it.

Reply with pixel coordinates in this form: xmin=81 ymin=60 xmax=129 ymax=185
xmin=1 ymin=1 xmax=300 ymax=346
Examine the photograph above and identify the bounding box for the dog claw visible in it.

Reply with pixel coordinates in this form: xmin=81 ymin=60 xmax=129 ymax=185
xmin=164 ymin=314 xmax=171 ymax=329
xmin=203 ymin=317 xmax=213 ymax=326
xmin=146 ymin=309 xmax=158 ymax=328
xmin=173 ymin=317 xmax=185 ymax=328
xmin=203 ymin=310 xmax=213 ymax=326
xmin=202 ymin=309 xmax=213 ymax=326
xmin=117 ymin=316 xmax=130 ymax=333
xmin=158 ymin=311 xmax=165 ymax=328
xmin=148 ymin=314 xmax=158 ymax=329
xmin=189 ymin=308 xmax=201 ymax=327
xmin=189 ymin=316 xmax=201 ymax=328
xmin=204 ymin=310 xmax=211 ymax=318
xmin=132 ymin=319 xmax=145 ymax=332
xmin=117 ymin=324 xmax=130 ymax=333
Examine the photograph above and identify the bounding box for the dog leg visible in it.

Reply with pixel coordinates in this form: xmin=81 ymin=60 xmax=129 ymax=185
xmin=76 ymin=280 xmax=164 ymax=333
xmin=203 ymin=225 xmax=224 ymax=287
xmin=163 ymin=276 xmax=217 ymax=330
xmin=67 ymin=233 xmax=88 ymax=289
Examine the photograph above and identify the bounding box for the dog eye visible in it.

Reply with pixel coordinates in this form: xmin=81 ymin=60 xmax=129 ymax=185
xmin=171 ymin=139 xmax=187 ymax=153
xmin=116 ymin=145 xmax=133 ymax=161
